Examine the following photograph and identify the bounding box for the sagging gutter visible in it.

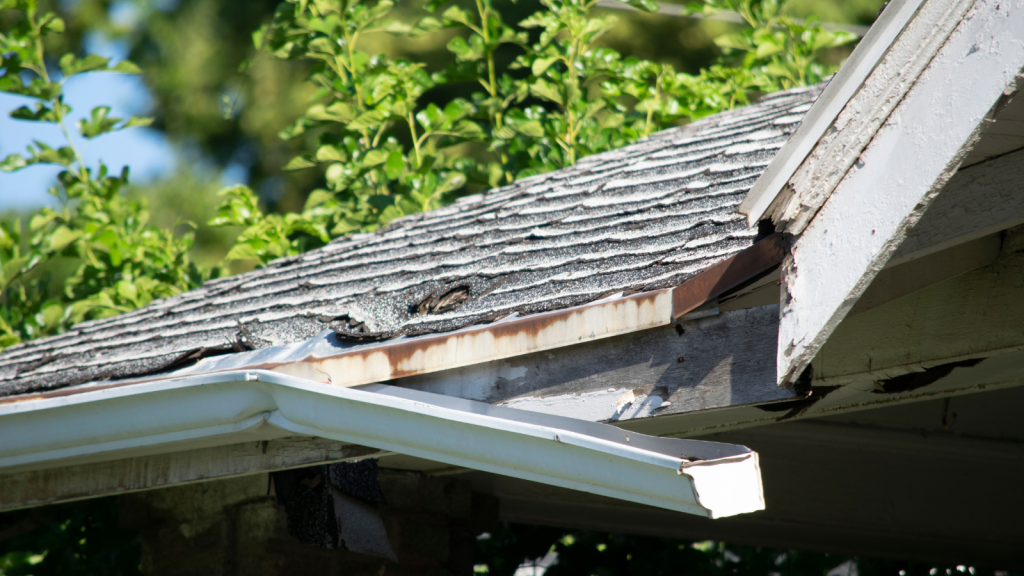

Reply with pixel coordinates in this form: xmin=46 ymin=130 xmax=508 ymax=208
xmin=0 ymin=369 xmax=764 ymax=519
xmin=4 ymin=234 xmax=785 ymax=405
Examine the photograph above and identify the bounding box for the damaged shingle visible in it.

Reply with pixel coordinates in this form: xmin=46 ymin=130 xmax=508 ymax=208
xmin=0 ymin=84 xmax=824 ymax=397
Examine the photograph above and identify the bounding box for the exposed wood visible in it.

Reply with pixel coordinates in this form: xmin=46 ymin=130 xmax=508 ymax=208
xmin=776 ymin=0 xmax=1024 ymax=385
xmin=890 ymin=147 xmax=1024 ymax=265
xmin=0 ymin=437 xmax=382 ymax=512
xmin=764 ymin=0 xmax=978 ymax=232
xmin=719 ymin=227 xmax=1004 ymax=316
xmin=397 ymin=305 xmax=796 ymax=423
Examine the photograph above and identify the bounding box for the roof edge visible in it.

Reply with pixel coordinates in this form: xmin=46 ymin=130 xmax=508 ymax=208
xmin=738 ymin=0 xmax=927 ymax=226
xmin=3 ymin=235 xmax=785 ymax=404
xmin=0 ymin=369 xmax=764 ymax=518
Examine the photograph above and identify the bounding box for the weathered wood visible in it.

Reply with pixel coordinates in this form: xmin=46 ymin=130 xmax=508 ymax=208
xmin=814 ymin=230 xmax=1024 ymax=386
xmin=398 ymin=305 xmax=795 ymax=423
xmin=0 ymin=437 xmax=382 ymax=512
xmin=738 ymin=0 xmax=940 ymax=225
xmin=776 ymin=0 xmax=1024 ymax=385
xmin=718 ymin=234 xmax=1003 ymax=317
xmin=891 ymin=147 xmax=1024 ymax=265
xmin=763 ymin=0 xmax=977 ymax=233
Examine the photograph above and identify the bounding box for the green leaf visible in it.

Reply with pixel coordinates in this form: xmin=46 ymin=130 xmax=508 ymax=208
xmin=110 ymin=60 xmax=142 ymax=74
xmin=315 ymin=144 xmax=348 ymax=163
xmin=531 ymin=56 xmax=560 ymax=77
xmin=47 ymin=226 xmax=83 ymax=252
xmin=59 ymin=53 xmax=111 ymax=77
xmin=41 ymin=14 xmax=65 ymax=33
xmin=515 ymin=120 xmax=545 ymax=137
xmin=9 ymin=102 xmax=68 ymax=123
xmin=453 ymin=120 xmax=484 ymax=139
xmin=284 ymin=155 xmax=317 ymax=170
xmin=529 ymin=80 xmax=563 ymax=105
xmin=361 ymin=149 xmax=389 ymax=167
xmin=385 ymin=149 xmax=405 ymax=179
xmin=441 ymin=5 xmax=474 ymax=26
xmin=2 ymin=256 xmax=29 ymax=286
xmin=77 ymin=106 xmax=122 ymax=139
xmin=122 ymin=116 xmax=154 ymax=128
xmin=626 ymin=0 xmax=660 ymax=13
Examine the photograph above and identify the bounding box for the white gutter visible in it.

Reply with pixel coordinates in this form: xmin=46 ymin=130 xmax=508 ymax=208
xmin=0 ymin=370 xmax=764 ymax=519
xmin=737 ymin=0 xmax=926 ymax=226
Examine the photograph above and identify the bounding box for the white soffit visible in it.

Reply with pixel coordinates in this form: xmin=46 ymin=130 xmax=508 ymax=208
xmin=737 ymin=0 xmax=926 ymax=225
xmin=0 ymin=370 xmax=764 ymax=519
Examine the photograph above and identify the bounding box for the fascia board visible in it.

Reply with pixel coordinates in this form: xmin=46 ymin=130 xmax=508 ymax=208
xmin=775 ymin=0 xmax=1024 ymax=385
xmin=737 ymin=0 xmax=927 ymax=225
xmin=0 ymin=370 xmax=764 ymax=519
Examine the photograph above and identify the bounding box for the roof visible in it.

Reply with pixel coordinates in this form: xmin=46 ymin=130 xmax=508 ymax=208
xmin=0 ymin=83 xmax=823 ymax=398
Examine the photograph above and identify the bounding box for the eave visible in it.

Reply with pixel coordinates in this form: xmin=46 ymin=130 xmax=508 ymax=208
xmin=0 ymin=369 xmax=764 ymax=519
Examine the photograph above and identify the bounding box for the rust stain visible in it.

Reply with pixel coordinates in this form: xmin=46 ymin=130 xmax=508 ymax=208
xmin=3 ymin=238 xmax=781 ymax=405
xmin=672 ymin=233 xmax=785 ymax=319
xmin=271 ymin=288 xmax=672 ymax=386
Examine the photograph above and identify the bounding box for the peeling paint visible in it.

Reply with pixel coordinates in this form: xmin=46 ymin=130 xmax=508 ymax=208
xmin=498 ymin=388 xmax=667 ymax=422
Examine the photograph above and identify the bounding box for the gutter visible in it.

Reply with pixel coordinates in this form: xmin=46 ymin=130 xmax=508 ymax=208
xmin=0 ymin=369 xmax=764 ymax=519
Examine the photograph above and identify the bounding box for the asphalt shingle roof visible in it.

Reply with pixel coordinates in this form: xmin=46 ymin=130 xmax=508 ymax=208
xmin=0 ymin=83 xmax=822 ymax=397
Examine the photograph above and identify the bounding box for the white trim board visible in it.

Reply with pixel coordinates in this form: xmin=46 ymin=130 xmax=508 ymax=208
xmin=776 ymin=0 xmax=1024 ymax=385
xmin=737 ymin=0 xmax=929 ymax=225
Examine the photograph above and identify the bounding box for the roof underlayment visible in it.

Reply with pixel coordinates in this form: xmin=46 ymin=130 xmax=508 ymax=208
xmin=0 ymin=83 xmax=822 ymax=397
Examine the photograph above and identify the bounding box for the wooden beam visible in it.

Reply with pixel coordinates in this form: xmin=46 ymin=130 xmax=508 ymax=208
xmin=814 ymin=231 xmax=1024 ymax=386
xmin=776 ymin=0 xmax=1024 ymax=385
xmin=0 ymin=437 xmax=383 ymax=512
xmin=398 ymin=305 xmax=796 ymax=423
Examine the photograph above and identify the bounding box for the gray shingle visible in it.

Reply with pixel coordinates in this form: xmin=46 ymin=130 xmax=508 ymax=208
xmin=0 ymin=83 xmax=822 ymax=397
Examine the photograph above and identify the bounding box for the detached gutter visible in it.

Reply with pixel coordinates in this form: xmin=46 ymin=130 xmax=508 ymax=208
xmin=0 ymin=370 xmax=764 ymax=519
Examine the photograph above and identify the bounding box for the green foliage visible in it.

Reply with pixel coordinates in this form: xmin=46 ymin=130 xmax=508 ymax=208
xmin=0 ymin=0 xmax=210 ymax=349
xmin=0 ymin=498 xmax=140 ymax=576
xmin=212 ymin=0 xmax=856 ymax=266
xmin=698 ymin=0 xmax=859 ymax=89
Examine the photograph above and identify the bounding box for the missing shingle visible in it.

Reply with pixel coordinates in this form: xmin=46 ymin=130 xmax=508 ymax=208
xmin=330 ymin=314 xmax=392 ymax=342
xmin=412 ymin=285 xmax=472 ymax=316
xmin=233 ymin=321 xmax=271 ymax=351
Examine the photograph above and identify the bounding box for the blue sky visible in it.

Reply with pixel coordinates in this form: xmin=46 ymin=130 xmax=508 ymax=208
xmin=0 ymin=36 xmax=176 ymax=212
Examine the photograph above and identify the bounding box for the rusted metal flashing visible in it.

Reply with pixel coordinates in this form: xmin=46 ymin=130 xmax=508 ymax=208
xmin=270 ymin=289 xmax=674 ymax=387
xmin=2 ymin=238 xmax=783 ymax=404
xmin=671 ymin=234 xmax=784 ymax=320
